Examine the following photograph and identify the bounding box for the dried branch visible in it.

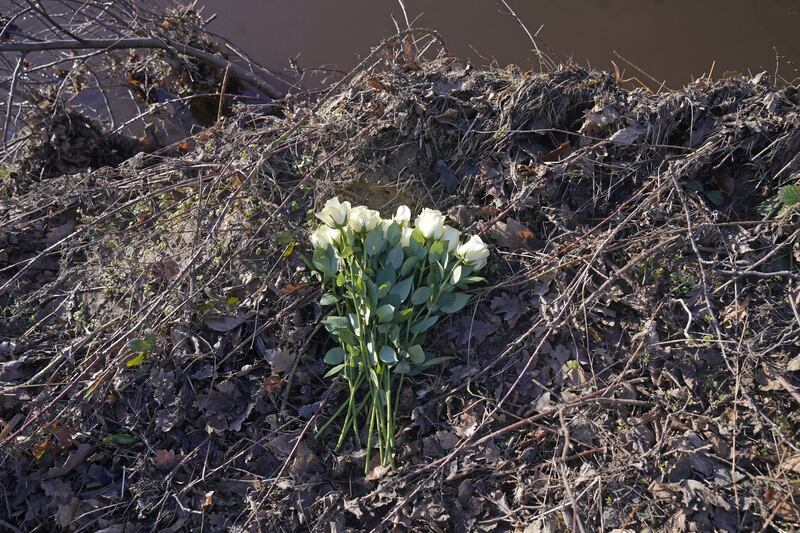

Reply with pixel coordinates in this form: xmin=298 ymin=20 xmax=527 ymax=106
xmin=0 ymin=37 xmax=283 ymax=99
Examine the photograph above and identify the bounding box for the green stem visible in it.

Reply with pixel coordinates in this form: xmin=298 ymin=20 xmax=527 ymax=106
xmin=316 ymin=370 xmax=365 ymax=439
xmin=365 ymin=396 xmax=376 ymax=474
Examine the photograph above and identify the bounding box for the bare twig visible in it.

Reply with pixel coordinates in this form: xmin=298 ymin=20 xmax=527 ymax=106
xmin=0 ymin=37 xmax=283 ymax=98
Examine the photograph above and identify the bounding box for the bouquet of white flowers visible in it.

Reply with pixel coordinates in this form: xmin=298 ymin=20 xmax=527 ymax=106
xmin=309 ymin=198 xmax=489 ymax=470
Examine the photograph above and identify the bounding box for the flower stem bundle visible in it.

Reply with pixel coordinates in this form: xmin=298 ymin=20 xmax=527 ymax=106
xmin=309 ymin=198 xmax=488 ymax=470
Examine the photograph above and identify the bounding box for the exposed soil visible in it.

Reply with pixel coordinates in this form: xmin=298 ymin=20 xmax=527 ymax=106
xmin=1 ymin=9 xmax=800 ymax=533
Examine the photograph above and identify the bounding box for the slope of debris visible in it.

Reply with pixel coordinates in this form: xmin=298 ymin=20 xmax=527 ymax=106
xmin=1 ymin=44 xmax=800 ymax=531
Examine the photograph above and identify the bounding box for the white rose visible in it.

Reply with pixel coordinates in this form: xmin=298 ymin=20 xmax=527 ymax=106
xmin=393 ymin=205 xmax=411 ymax=225
xmin=443 ymin=225 xmax=461 ymax=253
xmin=457 ymin=234 xmax=489 ymax=270
xmin=348 ymin=205 xmax=381 ymax=232
xmin=415 ymin=208 xmax=445 ymax=240
xmin=316 ymin=197 xmax=351 ymax=227
xmin=400 ymin=227 xmax=413 ymax=247
xmin=310 ymin=226 xmax=340 ymax=249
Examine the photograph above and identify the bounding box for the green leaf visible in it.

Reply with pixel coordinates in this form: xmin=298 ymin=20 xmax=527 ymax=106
xmin=410 ymin=314 xmax=439 ymax=335
xmin=389 ymin=276 xmax=413 ymax=303
xmin=388 ymin=245 xmax=404 ymax=269
xmin=394 ymin=361 xmax=410 ymax=374
xmin=102 ymin=433 xmax=136 ymax=446
xmin=127 ymin=331 xmax=156 ymax=353
xmin=756 ymin=199 xmax=779 ymax=216
xmin=377 ymin=282 xmax=392 ymax=298
xmin=376 ymin=304 xmax=395 ymax=323
xmin=400 ymin=308 xmax=414 ymax=320
xmin=407 ymin=345 xmax=425 ymax=365
xmin=322 ymin=315 xmax=350 ymax=334
xmin=428 ymin=240 xmax=446 ymax=261
xmin=126 ymin=353 xmax=146 ymax=367
xmin=411 ymin=286 xmax=430 ymax=306
xmin=324 ymin=363 xmax=345 ymax=378
xmin=438 ymin=292 xmax=470 ymax=314
xmin=367 ymin=342 xmax=379 ymax=366
xmin=410 ymin=227 xmax=425 ymax=245
xmin=386 ymin=222 xmax=402 ymax=246
xmin=319 ymin=293 xmax=339 ymax=306
xmin=421 ymin=356 xmax=456 ymax=368
xmin=380 ymin=293 xmax=402 ymax=309
xmin=312 ymin=246 xmax=336 ymax=276
xmin=779 ymin=184 xmax=800 ymax=207
xmin=324 ymin=347 xmax=345 ymax=365
xmin=461 ymin=276 xmax=485 ymax=284
xmin=704 ymin=190 xmax=726 ymax=207
xmin=377 ymin=265 xmax=397 ymax=287
xmin=364 ymin=227 xmax=385 ymax=256
xmin=369 ymin=368 xmax=380 ymax=389
xmin=379 ymin=345 xmax=397 ymax=364
xmin=365 ymin=279 xmax=379 ymax=310
xmin=400 ymin=256 xmax=418 ymax=276
xmin=336 ymin=271 xmax=345 ymax=287
xmin=276 ymin=230 xmax=293 ymax=245
xmin=410 ymin=228 xmax=427 ymax=258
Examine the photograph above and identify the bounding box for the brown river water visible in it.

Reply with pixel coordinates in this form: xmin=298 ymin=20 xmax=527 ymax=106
xmin=193 ymin=0 xmax=800 ymax=88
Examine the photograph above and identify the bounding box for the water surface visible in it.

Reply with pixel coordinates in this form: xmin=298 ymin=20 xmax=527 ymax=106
xmin=193 ymin=0 xmax=800 ymax=87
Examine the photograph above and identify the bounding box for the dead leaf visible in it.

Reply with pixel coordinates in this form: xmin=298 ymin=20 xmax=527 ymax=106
xmin=609 ymin=125 xmax=646 ymax=145
xmin=45 ymin=221 xmax=75 ymax=245
xmin=720 ymin=299 xmax=749 ymax=328
xmin=648 ymin=481 xmax=681 ymax=500
xmin=436 ymin=160 xmax=458 ymax=193
xmin=45 ymin=443 xmax=93 ymax=479
xmin=711 ymin=168 xmax=735 ymax=195
xmin=262 ymin=375 xmax=283 ymax=395
xmin=540 ymin=140 xmax=572 ymax=162
xmin=765 ymin=489 xmax=800 ymax=522
xmin=154 ymin=449 xmax=178 ymax=471
xmin=781 ymin=454 xmax=800 ymax=474
xmin=490 ymin=293 xmax=528 ymax=327
xmin=262 ymin=348 xmax=294 ymax=374
xmin=344 ymin=499 xmax=363 ymax=518
xmin=365 ymin=76 xmax=389 ymax=92
xmin=447 ymin=205 xmax=501 ymax=228
xmin=194 ymin=380 xmax=254 ymax=433
xmin=402 ymin=37 xmax=415 ymax=64
xmin=289 ymin=439 xmax=317 ymax=476
xmin=449 ymin=316 xmax=496 ymax=346
xmin=201 ymin=491 xmax=214 ymax=510
xmin=280 ymin=283 xmax=310 ymax=295
xmin=205 ymin=314 xmax=248 ymax=333
xmin=365 ymin=464 xmax=391 ymax=481
xmin=488 ymin=217 xmax=544 ymax=251
xmin=436 ymin=430 xmax=460 ymax=450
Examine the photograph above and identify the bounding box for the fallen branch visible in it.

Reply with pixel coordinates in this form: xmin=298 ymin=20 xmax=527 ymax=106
xmin=0 ymin=37 xmax=283 ymax=99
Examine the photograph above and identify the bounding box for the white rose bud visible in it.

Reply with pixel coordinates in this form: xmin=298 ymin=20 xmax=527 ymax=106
xmin=310 ymin=226 xmax=340 ymax=249
xmin=316 ymin=197 xmax=351 ymax=228
xmin=457 ymin=234 xmax=489 ymax=270
xmin=348 ymin=205 xmax=381 ymax=232
xmin=443 ymin=225 xmax=461 ymax=253
xmin=400 ymin=227 xmax=413 ymax=247
xmin=393 ymin=205 xmax=411 ymax=226
xmin=415 ymin=208 xmax=446 ymax=240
